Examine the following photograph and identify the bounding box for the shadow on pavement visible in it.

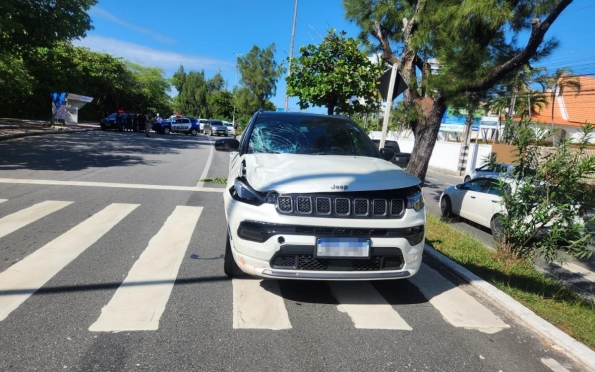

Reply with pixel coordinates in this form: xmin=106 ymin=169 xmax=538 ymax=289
xmin=0 ymin=131 xmax=210 ymax=172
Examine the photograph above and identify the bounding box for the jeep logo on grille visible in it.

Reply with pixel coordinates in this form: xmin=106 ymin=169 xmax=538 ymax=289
xmin=331 ymin=184 xmax=348 ymax=190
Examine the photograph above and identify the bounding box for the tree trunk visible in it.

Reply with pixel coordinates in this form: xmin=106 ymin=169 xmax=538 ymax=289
xmin=327 ymin=103 xmax=334 ymax=115
xmin=406 ymin=96 xmax=447 ymax=184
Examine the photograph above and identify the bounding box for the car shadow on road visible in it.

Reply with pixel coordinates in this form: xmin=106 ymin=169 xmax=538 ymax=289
xmin=0 ymin=131 xmax=209 ymax=172
xmin=257 ymin=277 xmax=430 ymax=306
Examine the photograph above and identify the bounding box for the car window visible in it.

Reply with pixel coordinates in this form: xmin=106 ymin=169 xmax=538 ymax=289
xmin=463 ymin=178 xmax=490 ymax=192
xmin=182 ymin=119 xmax=190 ymax=124
xmin=247 ymin=116 xmax=378 ymax=157
xmin=211 ymin=121 xmax=223 ymax=126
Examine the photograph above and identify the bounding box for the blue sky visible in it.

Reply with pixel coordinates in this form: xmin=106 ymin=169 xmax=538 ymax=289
xmin=74 ymin=0 xmax=595 ymax=113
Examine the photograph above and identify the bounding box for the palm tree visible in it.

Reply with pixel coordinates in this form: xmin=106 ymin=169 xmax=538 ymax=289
xmin=535 ymin=67 xmax=581 ymax=125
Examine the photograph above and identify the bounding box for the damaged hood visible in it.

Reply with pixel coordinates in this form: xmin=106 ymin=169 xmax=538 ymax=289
xmin=242 ymin=153 xmax=420 ymax=194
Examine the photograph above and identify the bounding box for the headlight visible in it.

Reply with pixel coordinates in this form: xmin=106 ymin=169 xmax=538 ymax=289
xmin=406 ymin=191 xmax=425 ymax=211
xmin=234 ymin=179 xmax=265 ymax=202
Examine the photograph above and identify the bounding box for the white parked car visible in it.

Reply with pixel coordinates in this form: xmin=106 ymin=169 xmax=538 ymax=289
xmin=440 ymin=176 xmax=585 ymax=238
xmin=440 ymin=177 xmax=506 ymax=233
xmin=223 ymin=121 xmax=235 ymax=135
xmin=214 ymin=110 xmax=426 ymax=280
xmin=197 ymin=118 xmax=209 ymax=133
xmin=464 ymin=163 xmax=517 ymax=183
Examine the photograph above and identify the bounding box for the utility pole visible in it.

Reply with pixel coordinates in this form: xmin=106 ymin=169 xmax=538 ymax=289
xmin=284 ymin=0 xmax=298 ymax=112
xmin=232 ymin=52 xmax=244 ymax=124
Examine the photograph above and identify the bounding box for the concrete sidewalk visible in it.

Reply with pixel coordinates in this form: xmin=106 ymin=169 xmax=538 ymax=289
xmin=0 ymin=118 xmax=100 ymax=141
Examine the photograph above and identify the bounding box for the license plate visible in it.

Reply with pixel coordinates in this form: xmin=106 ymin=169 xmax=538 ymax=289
xmin=316 ymin=237 xmax=370 ymax=258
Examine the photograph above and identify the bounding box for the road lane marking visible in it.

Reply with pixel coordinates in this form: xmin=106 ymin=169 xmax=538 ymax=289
xmin=560 ymin=262 xmax=595 ymax=282
xmin=0 ymin=178 xmax=224 ymax=193
xmin=329 ymin=281 xmax=412 ymax=330
xmin=0 ymin=199 xmax=7 ymax=204
xmin=89 ymin=206 xmax=202 ymax=332
xmin=0 ymin=200 xmax=72 ymax=240
xmin=408 ymin=263 xmax=509 ymax=334
xmin=0 ymin=203 xmax=138 ymax=322
xmin=541 ymin=358 xmax=571 ymax=372
xmin=196 ymin=136 xmax=214 ymax=188
xmin=232 ymin=279 xmax=292 ymax=330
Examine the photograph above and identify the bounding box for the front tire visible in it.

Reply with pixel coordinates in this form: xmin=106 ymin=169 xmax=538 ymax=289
xmin=224 ymin=232 xmax=243 ymax=277
xmin=190 ymin=128 xmax=197 ymax=136
xmin=164 ymin=127 xmax=170 ymax=134
xmin=491 ymin=214 xmax=504 ymax=240
xmin=440 ymin=196 xmax=453 ymax=218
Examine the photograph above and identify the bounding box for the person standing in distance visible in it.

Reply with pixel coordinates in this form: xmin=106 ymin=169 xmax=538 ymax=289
xmin=145 ymin=112 xmax=152 ymax=137
xmin=138 ymin=112 xmax=146 ymax=136
xmin=156 ymin=113 xmax=162 ymax=124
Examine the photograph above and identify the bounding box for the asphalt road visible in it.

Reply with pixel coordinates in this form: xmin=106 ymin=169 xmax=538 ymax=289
xmin=0 ymin=131 xmax=583 ymax=372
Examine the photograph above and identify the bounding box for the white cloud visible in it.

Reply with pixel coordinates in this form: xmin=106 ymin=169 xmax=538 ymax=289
xmin=73 ymin=36 xmax=233 ymax=73
xmin=90 ymin=7 xmax=176 ymax=44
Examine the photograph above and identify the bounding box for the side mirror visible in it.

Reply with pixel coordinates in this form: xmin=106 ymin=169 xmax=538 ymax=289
xmin=215 ymin=138 xmax=240 ymax=152
xmin=455 ymin=184 xmax=463 ymax=189
xmin=379 ymin=148 xmax=395 ymax=161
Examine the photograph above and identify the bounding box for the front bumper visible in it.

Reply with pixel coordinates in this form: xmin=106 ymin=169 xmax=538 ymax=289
xmin=225 ymin=191 xmax=425 ymax=280
xmin=213 ymin=129 xmax=228 ymax=135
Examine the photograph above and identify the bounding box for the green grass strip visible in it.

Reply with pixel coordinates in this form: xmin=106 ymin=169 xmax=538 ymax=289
xmin=426 ymin=214 xmax=595 ymax=350
xmin=200 ymin=177 xmax=227 ymax=184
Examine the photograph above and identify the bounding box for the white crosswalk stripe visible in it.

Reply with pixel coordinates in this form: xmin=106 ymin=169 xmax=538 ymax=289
xmin=0 ymin=203 xmax=139 ymax=322
xmin=408 ymin=263 xmax=509 ymax=334
xmin=0 ymin=200 xmax=512 ymax=335
xmin=329 ymin=281 xmax=412 ymax=330
xmin=233 ymin=279 xmax=292 ymax=330
xmin=89 ymin=206 xmax=203 ymax=332
xmin=0 ymin=200 xmax=72 ymax=240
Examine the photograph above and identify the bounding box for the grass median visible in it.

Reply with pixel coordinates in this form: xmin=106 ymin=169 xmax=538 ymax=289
xmin=426 ymin=214 xmax=595 ymax=350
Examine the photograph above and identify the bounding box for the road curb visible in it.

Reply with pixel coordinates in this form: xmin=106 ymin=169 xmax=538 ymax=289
xmin=0 ymin=127 xmax=98 ymax=141
xmin=424 ymin=243 xmax=595 ymax=372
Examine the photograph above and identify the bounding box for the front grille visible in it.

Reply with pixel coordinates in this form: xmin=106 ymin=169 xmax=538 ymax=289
xmin=298 ymin=255 xmax=329 ymax=270
xmin=278 ymin=196 xmax=292 ymax=213
xmin=354 ymin=199 xmax=369 ymax=216
xmin=391 ymin=199 xmax=405 ymax=216
xmin=335 ymin=198 xmax=350 ymax=216
xmin=278 ymin=255 xmax=403 ymax=271
xmin=316 ymin=197 xmax=331 ymax=215
xmin=272 ymin=255 xmax=296 ymax=268
xmin=274 ymin=187 xmax=419 ymax=219
xmin=373 ymin=199 xmax=387 ymax=216
xmin=296 ymin=196 xmax=312 ymax=214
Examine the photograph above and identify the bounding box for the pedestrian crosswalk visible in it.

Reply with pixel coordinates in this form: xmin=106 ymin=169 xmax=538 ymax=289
xmin=0 ymin=198 xmax=510 ymax=334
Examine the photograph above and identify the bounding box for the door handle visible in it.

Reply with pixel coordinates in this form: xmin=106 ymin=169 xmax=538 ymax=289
xmin=492 ymin=200 xmax=498 ymax=203
xmin=470 ymin=196 xmax=476 ymax=199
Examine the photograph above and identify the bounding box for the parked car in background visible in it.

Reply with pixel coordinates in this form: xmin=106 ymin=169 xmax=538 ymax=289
xmin=223 ymin=121 xmax=235 ymax=135
xmin=204 ymin=119 xmax=229 ymax=136
xmin=100 ymin=111 xmax=134 ymax=131
xmin=197 ymin=118 xmax=209 ymax=133
xmin=463 ymin=163 xmax=517 ymax=183
xmin=440 ymin=176 xmax=584 ymax=239
xmin=213 ymin=110 xmax=425 ymax=280
xmin=152 ymin=116 xmax=199 ymax=136
xmin=371 ymin=139 xmax=411 ymax=168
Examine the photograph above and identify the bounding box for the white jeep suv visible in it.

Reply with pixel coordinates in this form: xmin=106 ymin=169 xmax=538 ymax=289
xmin=214 ymin=111 xmax=425 ymax=280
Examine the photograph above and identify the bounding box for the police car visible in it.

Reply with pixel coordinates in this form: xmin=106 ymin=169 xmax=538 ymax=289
xmin=153 ymin=117 xmax=200 ymax=136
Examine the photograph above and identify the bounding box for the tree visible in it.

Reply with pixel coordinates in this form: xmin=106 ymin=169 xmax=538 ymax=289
xmin=344 ymin=0 xmax=573 ymax=182
xmin=237 ymin=44 xmax=285 ymax=107
xmin=494 ymin=119 xmax=595 ymax=263
xmin=286 ymin=29 xmax=384 ymax=115
xmin=208 ymin=90 xmax=234 ymax=120
xmin=0 ymin=0 xmax=97 ymax=54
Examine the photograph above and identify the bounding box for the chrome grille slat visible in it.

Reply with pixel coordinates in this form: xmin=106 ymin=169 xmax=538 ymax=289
xmin=354 ymin=199 xmax=369 ymax=217
xmin=316 ymin=197 xmax=331 ymax=215
xmin=296 ymin=196 xmax=312 ymax=214
xmin=335 ymin=198 xmax=350 ymax=216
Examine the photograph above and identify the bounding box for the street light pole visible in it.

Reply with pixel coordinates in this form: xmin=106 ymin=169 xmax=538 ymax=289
xmin=284 ymin=0 xmax=298 ymax=112
xmin=232 ymin=52 xmax=244 ymax=124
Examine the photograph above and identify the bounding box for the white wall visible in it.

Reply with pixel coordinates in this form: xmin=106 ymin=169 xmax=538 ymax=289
xmin=369 ymin=131 xmax=493 ymax=174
